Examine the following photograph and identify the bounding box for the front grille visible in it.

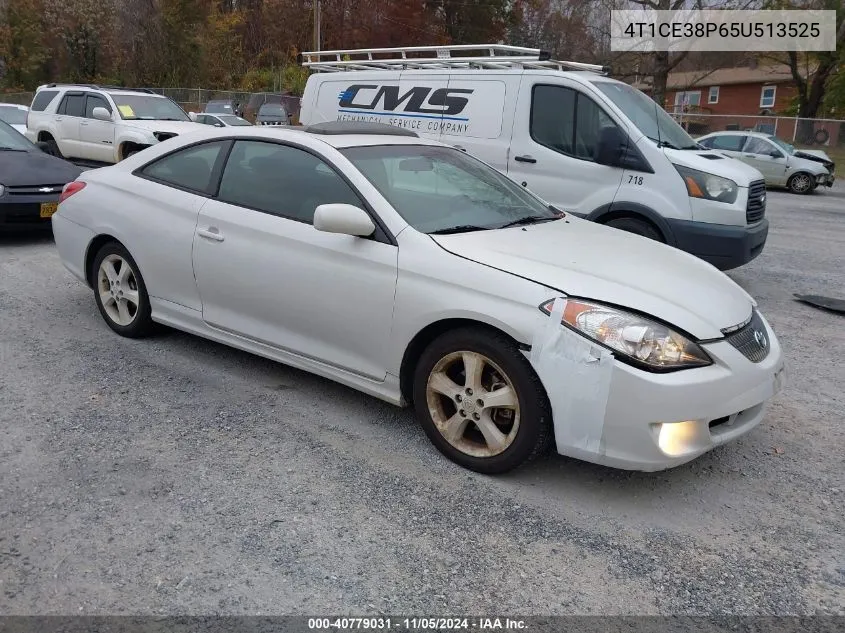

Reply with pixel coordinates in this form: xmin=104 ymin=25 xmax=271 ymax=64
xmin=746 ymin=180 xmax=766 ymax=224
xmin=6 ymin=184 xmax=65 ymax=196
xmin=722 ymin=309 xmax=770 ymax=363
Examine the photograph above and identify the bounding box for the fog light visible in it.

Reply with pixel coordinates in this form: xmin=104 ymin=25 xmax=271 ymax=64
xmin=657 ymin=421 xmax=701 ymax=457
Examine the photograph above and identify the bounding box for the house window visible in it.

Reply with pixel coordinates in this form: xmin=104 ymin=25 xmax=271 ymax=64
xmin=760 ymin=86 xmax=776 ymax=109
xmin=673 ymin=91 xmax=701 ymax=112
xmin=708 ymin=86 xmax=719 ymax=104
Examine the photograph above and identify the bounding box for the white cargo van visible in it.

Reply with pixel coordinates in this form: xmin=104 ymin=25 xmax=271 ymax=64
xmin=299 ymin=45 xmax=768 ymax=270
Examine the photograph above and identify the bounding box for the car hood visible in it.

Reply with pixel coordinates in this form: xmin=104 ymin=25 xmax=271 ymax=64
xmin=0 ymin=150 xmax=82 ymax=187
xmin=663 ymin=147 xmax=764 ymax=185
xmin=124 ymin=120 xmax=210 ymax=135
xmin=431 ymin=217 xmax=754 ymax=340
xmin=790 ymin=155 xmax=830 ymax=173
xmin=794 ymin=149 xmax=831 ymax=162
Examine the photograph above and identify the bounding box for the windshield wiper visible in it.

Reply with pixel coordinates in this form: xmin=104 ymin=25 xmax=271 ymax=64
xmin=0 ymin=146 xmax=25 ymax=151
xmin=656 ymin=140 xmax=681 ymax=150
xmin=498 ymin=215 xmax=560 ymax=229
xmin=430 ymin=225 xmax=492 ymax=235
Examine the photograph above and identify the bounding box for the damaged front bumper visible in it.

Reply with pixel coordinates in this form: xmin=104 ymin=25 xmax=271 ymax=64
xmin=540 ymin=316 xmax=785 ymax=472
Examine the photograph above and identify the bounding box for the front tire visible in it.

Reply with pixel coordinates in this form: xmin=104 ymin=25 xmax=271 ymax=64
xmin=92 ymin=242 xmax=155 ymax=338
xmin=605 ymin=216 xmax=664 ymax=241
xmin=412 ymin=328 xmax=553 ymax=474
xmin=43 ymin=137 xmax=62 ymax=158
xmin=788 ymin=172 xmax=814 ymax=194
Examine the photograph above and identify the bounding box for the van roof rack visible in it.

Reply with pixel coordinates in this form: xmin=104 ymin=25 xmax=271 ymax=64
xmin=305 ymin=121 xmax=419 ymax=137
xmin=299 ymin=44 xmax=609 ymax=75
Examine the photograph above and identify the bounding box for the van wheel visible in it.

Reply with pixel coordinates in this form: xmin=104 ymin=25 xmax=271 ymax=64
xmin=787 ymin=172 xmax=813 ymax=194
xmin=605 ymin=217 xmax=664 ymax=242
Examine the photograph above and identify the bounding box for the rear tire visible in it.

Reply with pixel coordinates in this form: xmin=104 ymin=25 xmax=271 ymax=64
xmin=787 ymin=172 xmax=814 ymax=194
xmin=412 ymin=328 xmax=553 ymax=474
xmin=605 ymin=216 xmax=664 ymax=241
xmin=91 ymin=242 xmax=155 ymax=338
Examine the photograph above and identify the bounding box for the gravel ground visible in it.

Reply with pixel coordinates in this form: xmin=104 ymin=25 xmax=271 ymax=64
xmin=0 ymin=184 xmax=843 ymax=617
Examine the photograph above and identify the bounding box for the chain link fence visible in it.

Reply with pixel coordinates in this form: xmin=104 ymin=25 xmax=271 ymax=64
xmin=670 ymin=112 xmax=845 ymax=154
xmin=0 ymin=88 xmax=301 ymax=121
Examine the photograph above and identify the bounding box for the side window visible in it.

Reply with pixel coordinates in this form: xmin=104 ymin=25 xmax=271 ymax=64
xmin=531 ymin=85 xmax=621 ymax=162
xmin=531 ymin=85 xmax=575 ymax=155
xmin=195 ymin=115 xmax=209 ymax=125
xmin=698 ymin=137 xmax=715 ymax=149
xmin=85 ymin=94 xmax=112 ymax=119
xmin=218 ymin=140 xmax=363 ymax=223
xmin=710 ymin=135 xmax=746 ymax=151
xmin=60 ymin=94 xmax=86 ymax=117
xmin=139 ymin=141 xmax=228 ymax=194
xmin=744 ymin=137 xmax=778 ymax=156
xmin=31 ymin=90 xmax=59 ymax=112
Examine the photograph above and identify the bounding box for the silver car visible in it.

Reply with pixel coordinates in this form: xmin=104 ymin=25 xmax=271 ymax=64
xmin=697 ymin=131 xmax=835 ymax=194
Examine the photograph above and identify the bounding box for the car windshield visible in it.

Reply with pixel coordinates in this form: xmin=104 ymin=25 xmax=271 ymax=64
xmin=768 ymin=136 xmax=796 ymax=155
xmin=0 ymin=106 xmax=27 ymax=125
xmin=205 ymin=101 xmax=233 ymax=113
xmin=595 ymin=81 xmax=700 ymax=150
xmin=258 ymin=104 xmax=286 ymax=116
xmin=111 ymin=94 xmax=190 ymax=121
xmin=341 ymin=145 xmax=559 ymax=234
xmin=0 ymin=120 xmax=36 ymax=150
xmin=218 ymin=115 xmax=252 ymax=126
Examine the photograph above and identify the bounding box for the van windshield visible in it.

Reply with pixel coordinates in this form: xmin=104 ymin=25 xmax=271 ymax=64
xmin=595 ymin=82 xmax=699 ymax=150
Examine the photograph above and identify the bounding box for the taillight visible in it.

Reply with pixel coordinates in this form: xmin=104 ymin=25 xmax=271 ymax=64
xmin=59 ymin=181 xmax=86 ymax=203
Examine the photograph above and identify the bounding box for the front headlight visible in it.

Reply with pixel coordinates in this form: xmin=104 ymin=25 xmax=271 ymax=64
xmin=674 ymin=164 xmax=738 ymax=204
xmin=539 ymin=298 xmax=712 ymax=371
xmin=0 ymin=184 xmax=5 ymax=197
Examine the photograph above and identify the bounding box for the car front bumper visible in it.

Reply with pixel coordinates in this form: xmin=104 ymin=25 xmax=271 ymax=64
xmin=816 ymin=172 xmax=835 ymax=187
xmin=667 ymin=218 xmax=768 ymax=271
xmin=0 ymin=194 xmax=60 ymax=230
xmin=550 ymin=314 xmax=785 ymax=471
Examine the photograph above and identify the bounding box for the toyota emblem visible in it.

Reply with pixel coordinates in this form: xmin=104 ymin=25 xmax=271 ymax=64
xmin=754 ymin=329 xmax=768 ymax=348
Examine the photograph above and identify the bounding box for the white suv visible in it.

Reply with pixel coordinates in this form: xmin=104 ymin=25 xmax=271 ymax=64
xmin=25 ymin=84 xmax=208 ymax=164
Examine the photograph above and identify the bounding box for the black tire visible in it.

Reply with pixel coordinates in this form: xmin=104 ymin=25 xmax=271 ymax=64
xmin=91 ymin=242 xmax=155 ymax=338
xmin=787 ymin=172 xmax=814 ymax=194
xmin=412 ymin=327 xmax=553 ymax=474
xmin=43 ymin=137 xmax=62 ymax=158
xmin=605 ymin=216 xmax=664 ymax=241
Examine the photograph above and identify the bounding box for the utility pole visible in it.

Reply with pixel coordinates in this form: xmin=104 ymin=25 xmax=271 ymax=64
xmin=313 ymin=0 xmax=321 ymax=52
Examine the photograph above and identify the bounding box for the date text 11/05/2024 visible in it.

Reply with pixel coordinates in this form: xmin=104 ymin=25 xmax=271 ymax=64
xmin=308 ymin=617 xmax=527 ymax=630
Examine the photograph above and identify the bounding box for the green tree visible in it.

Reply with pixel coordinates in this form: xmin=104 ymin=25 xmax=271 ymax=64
xmin=0 ymin=0 xmax=49 ymax=88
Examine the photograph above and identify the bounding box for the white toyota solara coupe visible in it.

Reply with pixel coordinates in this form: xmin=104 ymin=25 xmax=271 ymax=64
xmin=52 ymin=122 xmax=785 ymax=474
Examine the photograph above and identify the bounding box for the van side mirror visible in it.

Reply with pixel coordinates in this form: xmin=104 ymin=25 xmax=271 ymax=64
xmin=596 ymin=126 xmax=627 ymax=167
xmin=313 ymin=204 xmax=375 ymax=237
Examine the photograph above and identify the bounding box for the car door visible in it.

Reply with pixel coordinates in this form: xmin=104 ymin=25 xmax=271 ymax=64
xmin=54 ymin=92 xmax=85 ymax=158
xmin=192 ymin=139 xmax=398 ymax=380
xmin=78 ymin=93 xmax=116 ymax=163
xmin=741 ymin=136 xmax=788 ymax=185
xmin=507 ymin=81 xmax=625 ymax=213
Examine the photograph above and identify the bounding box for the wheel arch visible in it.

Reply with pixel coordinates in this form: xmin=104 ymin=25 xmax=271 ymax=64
xmin=587 ymin=202 xmax=676 ymax=246
xmin=399 ymin=317 xmax=530 ymax=405
xmin=84 ymin=234 xmax=124 ymax=287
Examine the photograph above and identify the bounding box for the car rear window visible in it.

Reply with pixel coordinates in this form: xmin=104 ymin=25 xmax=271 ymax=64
xmin=31 ymin=90 xmax=59 ymax=112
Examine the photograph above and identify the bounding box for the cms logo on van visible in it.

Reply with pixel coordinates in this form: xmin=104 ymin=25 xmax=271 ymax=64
xmin=338 ymin=85 xmax=473 ymax=116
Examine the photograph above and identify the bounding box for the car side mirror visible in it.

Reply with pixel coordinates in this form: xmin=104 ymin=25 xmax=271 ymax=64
xmin=92 ymin=107 xmax=112 ymax=121
xmin=595 ymin=127 xmax=627 ymax=167
xmin=188 ymin=112 xmax=198 ymax=121
xmin=769 ymin=150 xmax=782 ymax=158
xmin=313 ymin=204 xmax=375 ymax=237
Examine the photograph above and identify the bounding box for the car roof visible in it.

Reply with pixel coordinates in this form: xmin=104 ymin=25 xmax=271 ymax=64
xmin=0 ymin=104 xmax=28 ymax=110
xmin=179 ymin=125 xmax=443 ymax=149
xmin=705 ymin=130 xmax=771 ymax=138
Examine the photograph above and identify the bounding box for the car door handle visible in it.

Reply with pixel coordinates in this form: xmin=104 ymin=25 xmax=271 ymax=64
xmin=743 ymin=154 xmax=756 ymax=158
xmin=197 ymin=227 xmax=224 ymax=242
xmin=514 ymin=155 xmax=537 ymax=163
xmin=80 ymin=121 xmax=89 ymax=126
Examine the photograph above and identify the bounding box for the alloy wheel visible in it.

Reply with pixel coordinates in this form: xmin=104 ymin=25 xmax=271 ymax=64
xmin=425 ymin=351 xmax=520 ymax=458
xmin=97 ymin=254 xmax=140 ymax=326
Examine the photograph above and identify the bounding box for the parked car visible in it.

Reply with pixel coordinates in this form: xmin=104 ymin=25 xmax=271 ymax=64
xmin=51 ymin=122 xmax=784 ymax=474
xmin=243 ymin=92 xmax=300 ymax=123
xmin=203 ymin=99 xmax=243 ymax=117
xmin=25 ymin=83 xmax=209 ymax=165
xmin=0 ymin=120 xmax=82 ymax=230
xmin=191 ymin=112 xmax=253 ymax=127
xmin=299 ymin=44 xmax=768 ymax=271
xmin=0 ymin=104 xmax=29 ymax=134
xmin=255 ymin=103 xmax=291 ymax=126
xmin=697 ymin=131 xmax=835 ymax=194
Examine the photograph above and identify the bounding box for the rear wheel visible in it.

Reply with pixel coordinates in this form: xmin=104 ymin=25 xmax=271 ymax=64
xmin=787 ymin=172 xmax=814 ymax=194
xmin=412 ymin=328 xmax=552 ymax=474
xmin=605 ymin=216 xmax=664 ymax=241
xmin=92 ymin=242 xmax=155 ymax=338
